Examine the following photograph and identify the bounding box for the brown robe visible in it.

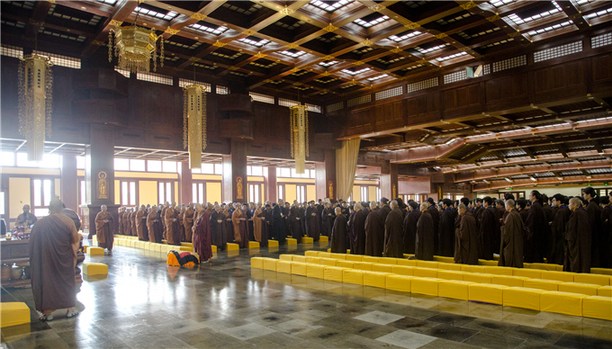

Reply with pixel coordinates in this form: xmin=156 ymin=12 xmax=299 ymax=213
xmin=331 ymin=213 xmax=347 ymax=253
xmin=232 ymin=208 xmax=248 ymax=248
xmin=550 ymin=205 xmax=570 ymax=265
xmin=351 ymin=209 xmax=368 ymax=255
xmin=455 ymin=211 xmax=479 ymax=265
xmin=564 ymin=207 xmax=591 ymax=273
xmin=253 ymin=207 xmax=264 ymax=242
xmin=146 ymin=211 xmax=158 ymax=242
xmin=383 ymin=208 xmax=405 ymax=258
xmin=183 ymin=206 xmax=195 ymax=242
xmin=499 ymin=210 xmax=524 ymax=268
xmin=136 ymin=208 xmax=146 ymax=240
xmin=29 ymin=212 xmax=79 ymax=312
xmin=416 ymin=211 xmax=434 ymax=261
xmin=165 ymin=207 xmax=181 ymax=245
xmin=95 ymin=210 xmax=114 ymax=250
xmin=118 ymin=210 xmax=125 ymax=235
xmin=193 ymin=209 xmax=213 ymax=262
xmin=364 ymin=208 xmax=384 ymax=256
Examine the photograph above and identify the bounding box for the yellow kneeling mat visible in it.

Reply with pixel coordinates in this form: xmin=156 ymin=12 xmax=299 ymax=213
xmin=582 ymin=296 xmax=612 ymax=321
xmin=286 ymin=238 xmax=298 ymax=245
xmin=411 ymin=277 xmax=439 ymax=296
xmin=277 ymin=260 xmax=292 ymax=274
xmin=469 ymin=284 xmax=507 ymax=305
xmin=88 ymin=247 xmax=104 ymax=256
xmin=0 ymin=302 xmax=30 ymax=328
xmin=540 ymin=291 xmax=585 ymax=316
xmin=82 ymin=262 xmax=108 ymax=277
xmin=306 ymin=264 xmax=325 ymax=279
xmin=343 ymin=269 xmax=364 ymax=285
xmin=291 ymin=262 xmax=308 ymax=276
xmin=226 ymin=243 xmax=239 ymax=251
xmin=438 ymin=280 xmax=473 ymax=300
xmin=558 ymin=282 xmax=600 ymax=296
xmin=503 ymin=287 xmax=541 ymax=311
xmin=268 ymin=240 xmax=279 ymax=248
xmin=523 ymin=279 xmax=559 ymax=291
xmin=250 ymin=257 xmax=264 ymax=269
xmin=248 ymin=241 xmax=260 ymax=249
xmin=385 ymin=274 xmax=412 ymax=292
xmin=324 ymin=266 xmax=345 ymax=282
xmin=598 ymin=285 xmax=612 ymax=297
xmin=363 ymin=271 xmax=389 ymax=288
xmin=262 ymin=258 xmax=278 ymax=272
xmin=302 ymin=236 xmax=314 ymax=244
xmin=573 ymin=273 xmax=610 ymax=286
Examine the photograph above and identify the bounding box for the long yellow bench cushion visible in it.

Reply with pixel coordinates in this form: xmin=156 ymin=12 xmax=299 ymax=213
xmin=319 ymin=258 xmax=338 ymax=267
xmin=343 ymin=269 xmax=364 ymax=285
xmin=463 ymin=272 xmax=493 ymax=284
xmin=291 ymin=262 xmax=308 ymax=276
xmin=346 ymin=254 xmax=364 ymax=262
xmin=395 ymin=259 xmax=416 ymax=266
xmin=437 ymin=270 xmax=464 ymax=281
xmin=82 ymin=262 xmax=108 ymax=277
xmin=0 ymin=302 xmax=30 ymax=328
xmin=304 ymin=250 xmax=318 ymax=257
xmin=378 ymin=258 xmax=398 ymax=265
xmin=540 ymin=291 xmax=585 ymax=316
xmin=413 ymin=267 xmax=438 ymax=278
xmin=573 ymin=273 xmax=610 ymax=286
xmin=277 ymin=260 xmax=292 ymax=274
xmin=469 ymin=284 xmax=507 ymax=305
xmin=492 ymin=275 xmax=528 ymax=287
xmin=541 ymin=270 xmax=574 ymax=283
xmin=329 ymin=253 xmax=346 ymax=260
xmin=324 ymin=266 xmax=345 ymax=282
xmin=385 ymin=274 xmax=412 ymax=292
xmin=438 ymin=280 xmax=473 ymax=300
xmin=484 ymin=266 xmax=514 ymax=276
xmin=391 ymin=265 xmax=414 ymax=276
xmin=582 ymin=296 xmax=612 ymax=321
xmin=363 ymin=271 xmax=389 ymax=288
xmin=306 ymin=264 xmax=326 ymax=279
xmin=262 ymin=258 xmax=278 ymax=272
xmin=336 ymin=260 xmax=355 ymax=269
xmin=411 ymin=277 xmax=439 ymax=296
xmin=503 ymin=287 xmax=541 ymax=311
xmin=250 ymin=257 xmax=264 ymax=269
xmin=591 ymin=267 xmax=612 ymax=276
xmin=363 ymin=256 xmax=381 ymax=264
xmin=371 ymin=263 xmax=393 ymax=272
xmin=523 ymin=279 xmax=559 ymax=291
xmin=352 ymin=262 xmax=373 ymax=271
xmin=317 ymin=251 xmax=332 ymax=258
xmin=513 ymin=268 xmax=543 ymax=279
xmin=437 ymin=262 xmax=462 ymax=271
xmin=598 ymin=286 xmax=612 ymax=297
xmin=558 ymin=282 xmax=600 ymax=296
xmin=416 ymin=260 xmax=439 ymax=269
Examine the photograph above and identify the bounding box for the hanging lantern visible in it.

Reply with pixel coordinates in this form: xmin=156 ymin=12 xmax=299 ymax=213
xmin=183 ymin=85 xmax=207 ymax=169
xmin=18 ymin=54 xmax=53 ymax=161
xmin=290 ymin=104 xmax=309 ymax=174
xmin=108 ymin=25 xmax=164 ymax=73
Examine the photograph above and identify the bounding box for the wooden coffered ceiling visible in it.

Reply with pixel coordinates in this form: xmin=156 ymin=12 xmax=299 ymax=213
xmin=2 ymin=0 xmax=611 ymax=102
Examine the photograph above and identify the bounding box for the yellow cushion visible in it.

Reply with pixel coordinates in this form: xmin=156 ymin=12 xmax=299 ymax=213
xmin=88 ymin=246 xmax=104 ymax=256
xmin=179 ymin=245 xmax=193 ymax=252
xmin=292 ymin=255 xmax=307 ymax=263
xmin=302 ymin=236 xmax=314 ymax=244
xmin=437 ymin=270 xmax=464 ymax=281
xmin=250 ymin=257 xmax=264 ymax=269
xmin=573 ymin=273 xmax=610 ymax=286
xmin=413 ymin=267 xmax=438 ymax=278
xmin=461 ymin=264 xmax=485 ymax=273
xmin=503 ymin=287 xmax=541 ymax=311
xmin=343 ymin=269 xmax=364 ymax=285
xmin=306 ymin=264 xmax=326 ymax=279
xmin=558 ymin=282 xmax=600 ymax=296
xmin=346 ymin=254 xmax=363 ymax=262
xmin=226 ymin=243 xmax=239 ymax=251
xmin=378 ymin=258 xmax=398 ymax=265
xmin=541 ymin=270 xmax=574 ymax=283
xmin=180 ymin=242 xmax=193 ymax=247
xmin=324 ymin=266 xmax=345 ymax=282
xmin=582 ymin=296 xmax=612 ymax=321
xmin=82 ymin=262 xmax=108 ymax=277
xmin=329 ymin=253 xmax=347 ymax=260
xmin=385 ymin=274 xmax=412 ymax=292
xmin=286 ymin=238 xmax=298 ymax=245
xmin=598 ymin=285 xmax=612 ymax=297
xmin=591 ymin=268 xmax=612 ymax=276
xmin=305 ymin=250 xmax=318 ymax=257
xmin=438 ymin=280 xmax=472 ymax=300
xmin=363 ymin=271 xmax=389 ymax=288
xmin=411 ymin=277 xmax=439 ymax=296
xmin=262 ymin=258 xmax=278 ymax=272
xmin=492 ymin=275 xmax=527 ymax=287
xmin=363 ymin=256 xmax=381 ymax=264
xmin=372 ymin=263 xmax=392 ymax=272
xmin=463 ymin=273 xmax=493 ymax=284
xmin=268 ymin=240 xmax=279 ymax=248
xmin=352 ymin=262 xmax=372 ymax=271
xmin=415 ymin=260 xmax=439 ymax=269
xmin=513 ymin=268 xmax=543 ymax=279
xmin=211 ymin=245 xmax=217 ymax=254
xmin=336 ymin=260 xmax=354 ymax=269
xmin=319 ymin=235 xmax=329 ymax=244
xmin=153 ymin=243 xmax=163 ymax=252
xmin=396 ymin=259 xmax=417 ymax=266
xmin=317 ymin=252 xmax=332 ymax=258
xmin=523 ymin=279 xmax=559 ymax=291
xmin=540 ymin=291 xmax=585 ymax=316
xmin=484 ymin=266 xmax=514 ymax=276
xmin=248 ymin=241 xmax=260 ymax=249
xmin=478 ymin=260 xmax=499 ymax=266
xmin=0 ymin=302 xmax=30 ymax=328
xmin=277 ymin=260 xmax=292 ymax=274
xmin=279 ymin=254 xmax=294 ymax=261
xmin=433 ymin=256 xmax=455 ymax=264
xmin=305 ymin=256 xmax=320 ymax=264
xmin=437 ymin=263 xmax=462 ymax=271
xmin=469 ymin=284 xmax=507 ymax=305
xmin=291 ymin=262 xmax=308 ymax=276
xmin=391 ymin=265 xmax=415 ymax=276
xmin=319 ymin=258 xmax=338 ymax=267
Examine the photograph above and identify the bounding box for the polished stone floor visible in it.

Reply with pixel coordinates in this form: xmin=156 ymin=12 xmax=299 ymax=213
xmin=2 ymin=243 xmax=612 ymax=349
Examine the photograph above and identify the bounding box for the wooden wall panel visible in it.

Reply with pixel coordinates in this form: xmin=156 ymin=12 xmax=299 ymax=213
xmin=591 ymin=53 xmax=612 ymax=95
xmin=405 ymin=93 xmax=440 ymax=126
xmin=485 ymin=73 xmax=529 ymax=111
xmin=533 ymin=60 xmax=587 ymax=104
xmin=374 ymin=100 xmax=406 ymax=132
xmin=441 ymin=82 xmax=483 ymax=118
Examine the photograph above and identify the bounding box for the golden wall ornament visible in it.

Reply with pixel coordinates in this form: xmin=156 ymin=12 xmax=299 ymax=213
xmin=108 ymin=25 xmax=164 ymax=73
xmin=98 ymin=171 xmax=109 ymax=200
xmin=18 ymin=54 xmax=53 ymax=161
xmin=289 ymin=104 xmax=309 ymax=174
xmin=183 ymin=85 xmax=207 ymax=169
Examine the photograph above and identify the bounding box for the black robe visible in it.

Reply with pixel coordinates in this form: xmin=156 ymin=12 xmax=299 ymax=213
xmin=351 ymin=209 xmax=368 ymax=255
xmin=479 ymin=206 xmax=498 ymax=260
xmin=586 ymin=200 xmax=602 ymax=267
xmin=416 ymin=211 xmax=435 ymax=261
xmin=331 ymin=213 xmax=347 ymax=253
xmin=549 ymin=205 xmax=570 ymax=265
xmin=364 ymin=208 xmax=384 ymax=256
xmin=271 ymin=205 xmax=286 ymax=243
xmin=402 ymin=209 xmax=420 ymax=254
xmin=428 ymin=206 xmax=440 ymax=254
xmin=383 ymin=208 xmax=405 ymax=258
xmin=321 ymin=207 xmax=334 ymax=237
xmin=211 ymin=210 xmax=227 ymax=249
xmin=564 ymin=207 xmax=591 ymax=273
xmin=499 ymin=210 xmax=524 ymax=268
xmin=525 ymin=202 xmax=547 ymax=263
xmin=439 ymin=207 xmax=455 ymax=257
xmin=455 ymin=211 xmax=479 ymax=265
xmin=289 ymin=206 xmax=304 ymax=242
xmin=305 ymin=206 xmax=321 ymax=241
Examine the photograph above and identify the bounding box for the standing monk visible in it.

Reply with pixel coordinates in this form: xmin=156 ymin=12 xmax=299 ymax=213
xmin=438 ymin=199 xmax=455 ymax=257
xmin=564 ymin=197 xmax=591 ymax=273
xmin=135 ymin=205 xmax=146 ymax=241
xmin=479 ymin=197 xmax=498 ymax=260
xmin=183 ymin=204 xmax=195 ymax=242
xmin=351 ymin=202 xmax=368 ymax=255
xmin=403 ymin=201 xmax=420 ymax=254
xmin=305 ymin=201 xmax=321 ymax=242
xmin=416 ymin=203 xmax=435 ymax=261
xmin=193 ymin=204 xmax=213 ymax=262
xmin=499 ymin=200 xmax=524 ymax=268
xmin=455 ymin=203 xmax=479 ymax=265
xmin=118 ymin=207 xmax=125 ymax=235
xmin=95 ymin=205 xmax=114 ymax=255
xmin=331 ymin=207 xmax=347 ymax=253
xmin=525 ymin=191 xmax=547 ymax=263
xmin=232 ymin=203 xmax=248 ymax=248
xmin=165 ymin=204 xmax=180 ymax=245
xmin=549 ymin=194 xmax=570 ymax=265
xmin=383 ymin=200 xmax=405 ymax=258
xmin=582 ymin=187 xmax=602 ymax=267
xmin=321 ymin=202 xmax=334 ymax=237
xmin=253 ymin=204 xmax=265 ymax=243
xmin=365 ymin=202 xmax=383 ymax=256
xmin=147 ymin=206 xmax=162 ymax=243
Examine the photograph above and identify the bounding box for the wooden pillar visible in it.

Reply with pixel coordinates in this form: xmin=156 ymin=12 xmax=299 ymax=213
xmin=380 ymin=161 xmax=399 ymax=200
xmin=178 ymin=160 xmax=193 ymax=204
xmin=264 ymin=165 xmax=277 ymax=203
xmin=315 ymin=149 xmax=336 ymax=200
xmin=222 ymin=139 xmax=248 ymax=203
xmin=60 ymin=154 xmax=78 ymax=211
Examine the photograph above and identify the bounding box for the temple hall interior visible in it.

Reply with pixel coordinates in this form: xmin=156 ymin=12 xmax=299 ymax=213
xmin=1 ymin=1 xmax=612 ymax=348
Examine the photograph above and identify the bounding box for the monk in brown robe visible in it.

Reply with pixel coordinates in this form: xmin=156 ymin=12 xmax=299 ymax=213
xmin=331 ymin=207 xmax=347 ymax=253
xmin=365 ymin=202 xmax=384 ymax=256
xmin=135 ymin=205 xmax=146 ymax=240
xmin=416 ymin=203 xmax=435 ymax=261
xmin=193 ymin=204 xmax=213 ymax=262
xmin=146 ymin=206 xmax=161 ymax=242
xmin=403 ymin=201 xmax=420 ymax=254
xmin=95 ymin=204 xmax=114 ymax=254
xmin=253 ymin=204 xmax=264 ymax=243
xmin=183 ymin=204 xmax=195 ymax=242
xmin=165 ymin=204 xmax=181 ymax=245
xmin=118 ymin=207 xmax=125 ymax=235
xmin=30 ymin=198 xmax=80 ymax=321
xmin=351 ymin=202 xmax=368 ymax=255
xmin=499 ymin=200 xmax=524 ymax=268
xmin=232 ymin=203 xmax=248 ymax=248
xmin=455 ymin=203 xmax=479 ymax=265
xmin=383 ymin=200 xmax=405 ymax=258
xmin=564 ymin=197 xmax=591 ymax=273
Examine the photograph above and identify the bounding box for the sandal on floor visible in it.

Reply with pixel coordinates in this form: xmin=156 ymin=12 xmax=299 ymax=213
xmin=39 ymin=314 xmax=54 ymax=322
xmin=66 ymin=310 xmax=80 ymax=318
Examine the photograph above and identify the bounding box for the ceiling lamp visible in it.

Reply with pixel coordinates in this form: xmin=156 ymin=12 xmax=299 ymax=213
xmin=290 ymin=105 xmax=309 ymax=174
xmin=108 ymin=24 xmax=164 ymax=73
xmin=18 ymin=54 xmax=53 ymax=161
xmin=183 ymin=85 xmax=207 ymax=169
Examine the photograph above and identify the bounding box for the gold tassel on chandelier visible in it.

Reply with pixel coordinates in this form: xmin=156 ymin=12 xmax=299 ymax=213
xmin=290 ymin=104 xmax=309 ymax=174
xmin=18 ymin=54 xmax=53 ymax=162
xmin=183 ymin=85 xmax=207 ymax=169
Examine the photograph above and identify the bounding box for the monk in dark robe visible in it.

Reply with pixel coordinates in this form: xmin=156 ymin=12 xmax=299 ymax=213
xmin=210 ymin=205 xmax=226 ymax=250
xmin=331 ymin=207 xmax=347 ymax=253
xmin=135 ymin=205 xmax=146 ymax=241
xmin=416 ymin=203 xmax=435 ymax=261
xmin=147 ymin=206 xmax=162 ymax=242
xmin=118 ymin=207 xmax=125 ymax=235
xmin=427 ymin=198 xmax=440 ymax=254
xmin=383 ymin=200 xmax=405 ymax=258
xmin=564 ymin=197 xmax=591 ymax=273
xmin=271 ymin=204 xmax=286 ymax=243
xmin=479 ymin=197 xmax=498 ymax=260
xmin=165 ymin=204 xmax=181 ymax=245
xmin=582 ymin=187 xmax=602 ymax=267
xmin=305 ymin=201 xmax=321 ymax=242
xmin=455 ymin=204 xmax=479 ymax=265
xmin=499 ymin=200 xmax=524 ymax=268
xmin=130 ymin=209 xmax=137 ymax=237
xmin=224 ymin=206 xmax=234 ymax=243
xmin=193 ymin=204 xmax=213 ymax=262
xmin=321 ymin=203 xmax=334 ymax=237
xmin=30 ymin=199 xmax=80 ymax=321
xmin=232 ymin=204 xmax=248 ymax=248
xmin=183 ymin=204 xmax=195 ymax=242
xmin=403 ymin=201 xmax=420 ymax=254
xmin=289 ymin=202 xmax=304 ymax=243
xmin=95 ymin=205 xmax=114 ymax=254
xmin=549 ymin=194 xmax=570 ymax=265
xmin=438 ymin=199 xmax=455 ymax=257
xmin=365 ymin=203 xmax=384 ymax=256
xmin=525 ymin=191 xmax=547 ymax=263
xmin=351 ymin=202 xmax=368 ymax=255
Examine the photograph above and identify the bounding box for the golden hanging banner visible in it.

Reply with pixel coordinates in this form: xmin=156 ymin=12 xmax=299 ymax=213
xmin=289 ymin=105 xmax=309 ymax=174
xmin=183 ymin=85 xmax=207 ymax=169
xmin=18 ymin=54 xmax=53 ymax=161
xmin=108 ymin=25 xmax=164 ymax=73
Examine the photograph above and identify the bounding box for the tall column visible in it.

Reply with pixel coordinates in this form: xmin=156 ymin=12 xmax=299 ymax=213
xmin=380 ymin=161 xmax=399 ymax=200
xmin=264 ymin=165 xmax=277 ymax=203
xmin=222 ymin=139 xmax=248 ymax=202
xmin=315 ymin=149 xmax=336 ymax=200
xmin=61 ymin=154 xmax=78 ymax=210
xmin=179 ymin=160 xmax=193 ymax=204
xmin=86 ymin=124 xmax=118 ymax=234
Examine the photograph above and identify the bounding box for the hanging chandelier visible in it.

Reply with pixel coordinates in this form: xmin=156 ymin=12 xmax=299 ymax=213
xmin=108 ymin=25 xmax=164 ymax=73
xmin=18 ymin=54 xmax=53 ymax=161
xmin=290 ymin=104 xmax=309 ymax=174
xmin=183 ymin=85 xmax=207 ymax=169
